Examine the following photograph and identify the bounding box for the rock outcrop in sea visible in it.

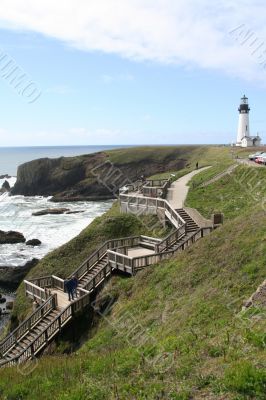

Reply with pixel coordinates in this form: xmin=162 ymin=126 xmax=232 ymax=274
xmin=0 ymin=259 xmax=39 ymax=290
xmin=26 ymin=239 xmax=42 ymax=246
xmin=0 ymin=180 xmax=11 ymax=193
xmin=32 ymin=208 xmax=70 ymax=216
xmin=0 ymin=230 xmax=26 ymax=244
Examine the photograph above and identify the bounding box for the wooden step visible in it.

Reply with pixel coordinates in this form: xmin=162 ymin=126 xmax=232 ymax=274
xmin=19 ymin=338 xmax=33 ymax=347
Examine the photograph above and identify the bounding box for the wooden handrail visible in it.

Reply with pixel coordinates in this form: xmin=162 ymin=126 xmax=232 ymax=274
xmin=119 ymin=194 xmax=186 ymax=227
xmin=0 ymin=294 xmax=56 ymax=357
xmin=0 ymin=291 xmax=90 ymax=367
xmin=52 ymin=275 xmax=65 ymax=291
xmin=155 ymin=225 xmax=186 ymax=253
xmin=108 ymin=227 xmax=213 ymax=274
xmin=24 ymin=280 xmax=49 ymax=302
xmin=142 ymin=179 xmax=171 ymax=198
xmin=140 ymin=235 xmax=162 ymax=243
xmin=70 ymin=235 xmax=141 ymax=279
xmin=82 ymin=263 xmax=113 ymax=292
xmin=144 ymin=178 xmax=169 ymax=187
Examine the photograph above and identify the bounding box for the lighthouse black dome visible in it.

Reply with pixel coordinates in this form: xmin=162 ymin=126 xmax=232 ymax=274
xmin=238 ymin=95 xmax=250 ymax=113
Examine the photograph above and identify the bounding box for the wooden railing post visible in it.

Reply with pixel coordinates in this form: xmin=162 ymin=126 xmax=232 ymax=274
xmin=45 ymin=330 xmax=48 ymax=343
xmin=131 ymin=259 xmax=135 ymax=276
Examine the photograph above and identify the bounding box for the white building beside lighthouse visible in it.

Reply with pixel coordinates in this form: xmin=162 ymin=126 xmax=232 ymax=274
xmin=235 ymin=95 xmax=261 ymax=147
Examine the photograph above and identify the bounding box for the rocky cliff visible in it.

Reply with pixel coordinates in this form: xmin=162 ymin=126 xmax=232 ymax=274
xmin=11 ymin=147 xmax=194 ymax=201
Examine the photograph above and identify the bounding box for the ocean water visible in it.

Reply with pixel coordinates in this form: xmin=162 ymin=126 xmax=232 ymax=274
xmin=0 ymin=183 xmax=113 ymax=266
xmin=0 ymin=145 xmax=128 ymax=176
xmin=0 ymin=146 xmax=122 ymax=266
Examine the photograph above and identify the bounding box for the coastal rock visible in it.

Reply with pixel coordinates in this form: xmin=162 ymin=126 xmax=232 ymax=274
xmin=0 ymin=294 xmax=6 ymax=304
xmin=11 ymin=148 xmax=189 ymax=201
xmin=32 ymin=208 xmax=70 ymax=216
xmin=0 ymin=174 xmax=11 ymax=179
xmin=6 ymin=301 xmax=14 ymax=310
xmin=65 ymin=210 xmax=85 ymax=214
xmin=0 ymin=258 xmax=39 ymax=290
xmin=0 ymin=230 xmax=26 ymax=244
xmin=0 ymin=180 xmax=11 ymax=193
xmin=26 ymin=238 xmax=42 ymax=246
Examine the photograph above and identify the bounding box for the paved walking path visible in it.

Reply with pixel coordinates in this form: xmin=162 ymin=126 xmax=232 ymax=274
xmin=236 ymin=158 xmax=265 ymax=168
xmin=167 ymin=167 xmax=211 ymax=208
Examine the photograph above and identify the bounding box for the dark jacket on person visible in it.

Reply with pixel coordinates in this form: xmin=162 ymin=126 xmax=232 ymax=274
xmin=65 ymin=279 xmax=74 ymax=293
xmin=72 ymin=277 xmax=78 ymax=289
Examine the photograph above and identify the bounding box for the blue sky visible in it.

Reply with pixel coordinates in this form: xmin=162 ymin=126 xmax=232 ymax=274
xmin=0 ymin=1 xmax=266 ymax=146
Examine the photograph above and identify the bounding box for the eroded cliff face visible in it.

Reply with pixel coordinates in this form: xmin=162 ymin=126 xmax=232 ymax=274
xmin=12 ymin=153 xmax=106 ymax=199
xmin=12 ymin=157 xmax=63 ymax=196
xmin=11 ymin=148 xmax=189 ymax=201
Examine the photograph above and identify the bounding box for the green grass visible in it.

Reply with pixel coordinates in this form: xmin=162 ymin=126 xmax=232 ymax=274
xmin=186 ymin=165 xmax=266 ymax=220
xmin=223 ymin=361 xmax=266 ymax=398
xmin=149 ymin=145 xmax=234 ymax=180
xmin=106 ymin=145 xmax=200 ymax=165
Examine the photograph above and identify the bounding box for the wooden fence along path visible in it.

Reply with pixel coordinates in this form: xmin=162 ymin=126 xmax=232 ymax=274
xmin=0 ymin=180 xmax=213 ymax=368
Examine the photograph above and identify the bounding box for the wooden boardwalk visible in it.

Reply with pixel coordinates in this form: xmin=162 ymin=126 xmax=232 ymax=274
xmin=0 ymin=171 xmax=214 ymax=368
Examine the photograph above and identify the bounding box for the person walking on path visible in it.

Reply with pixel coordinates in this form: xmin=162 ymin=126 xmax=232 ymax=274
xmin=196 ymin=162 xmax=199 ymax=170
xmin=72 ymin=275 xmax=78 ymax=298
xmin=65 ymin=278 xmax=74 ymax=301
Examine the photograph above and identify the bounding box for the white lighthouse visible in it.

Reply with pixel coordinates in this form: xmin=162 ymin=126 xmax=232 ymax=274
xmin=236 ymin=95 xmax=261 ymax=147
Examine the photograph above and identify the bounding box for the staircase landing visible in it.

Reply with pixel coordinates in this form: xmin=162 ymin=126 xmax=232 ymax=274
xmin=127 ymin=247 xmax=155 ymax=257
xmin=50 ymin=289 xmax=72 ymax=309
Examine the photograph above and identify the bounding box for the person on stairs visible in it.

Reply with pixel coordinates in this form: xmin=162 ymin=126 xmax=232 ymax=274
xmin=65 ymin=278 xmax=75 ymax=301
xmin=72 ymin=275 xmax=78 ymax=298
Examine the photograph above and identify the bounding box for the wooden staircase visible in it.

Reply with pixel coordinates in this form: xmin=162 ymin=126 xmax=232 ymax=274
xmin=77 ymin=254 xmax=109 ymax=291
xmin=162 ymin=231 xmax=195 ymax=252
xmin=175 ymin=208 xmax=199 ymax=233
xmin=4 ymin=308 xmax=61 ymax=362
xmin=0 ymin=197 xmax=213 ymax=368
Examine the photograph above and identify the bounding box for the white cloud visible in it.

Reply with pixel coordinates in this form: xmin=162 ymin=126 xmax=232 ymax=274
xmin=0 ymin=1 xmax=266 ymax=81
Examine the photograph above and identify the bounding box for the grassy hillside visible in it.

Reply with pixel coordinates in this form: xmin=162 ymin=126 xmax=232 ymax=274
xmin=0 ymin=208 xmax=265 ymax=399
xmin=0 ymin=147 xmax=265 ymax=399
xmin=148 ymin=145 xmax=234 ymax=180
xmin=186 ymin=165 xmax=266 ymax=220
xmin=106 ymin=145 xmax=202 ymax=165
